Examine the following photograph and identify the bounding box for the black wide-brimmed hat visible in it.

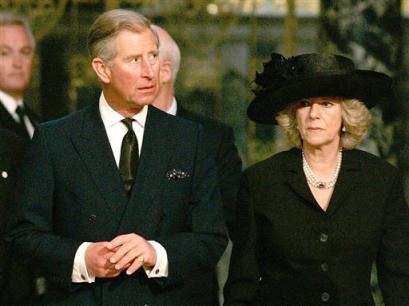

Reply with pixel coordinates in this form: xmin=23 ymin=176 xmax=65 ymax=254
xmin=248 ymin=53 xmax=394 ymax=124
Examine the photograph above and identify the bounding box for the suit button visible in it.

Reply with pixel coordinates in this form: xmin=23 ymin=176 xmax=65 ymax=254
xmin=1 ymin=171 xmax=8 ymax=179
xmin=320 ymin=233 xmax=328 ymax=242
xmin=321 ymin=263 xmax=328 ymax=272
xmin=321 ymin=292 xmax=330 ymax=302
xmin=88 ymin=214 xmax=97 ymax=223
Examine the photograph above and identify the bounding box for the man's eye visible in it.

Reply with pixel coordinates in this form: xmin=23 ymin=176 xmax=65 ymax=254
xmin=148 ymin=53 xmax=158 ymax=65
xmin=322 ymin=101 xmax=333 ymax=107
xmin=21 ymin=48 xmax=33 ymax=56
xmin=0 ymin=50 xmax=11 ymax=56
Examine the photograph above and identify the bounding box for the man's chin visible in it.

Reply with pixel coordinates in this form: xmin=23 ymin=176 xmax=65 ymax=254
xmin=133 ymin=97 xmax=155 ymax=107
xmin=2 ymin=86 xmax=25 ymax=98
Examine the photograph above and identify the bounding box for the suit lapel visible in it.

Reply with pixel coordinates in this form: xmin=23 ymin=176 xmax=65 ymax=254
xmin=119 ymin=106 xmax=175 ymax=236
xmin=176 ymin=104 xmax=188 ymax=118
xmin=24 ymin=105 xmax=39 ymax=127
xmin=285 ymin=148 xmax=319 ymax=210
xmin=0 ymin=102 xmax=27 ymax=138
xmin=326 ymin=150 xmax=360 ymax=215
xmin=71 ymin=104 xmax=128 ymax=222
xmin=286 ymin=148 xmax=361 ymax=215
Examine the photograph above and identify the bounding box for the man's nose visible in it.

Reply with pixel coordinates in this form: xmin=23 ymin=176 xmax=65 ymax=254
xmin=12 ymin=53 xmax=24 ymax=68
xmin=140 ymin=58 xmax=154 ymax=78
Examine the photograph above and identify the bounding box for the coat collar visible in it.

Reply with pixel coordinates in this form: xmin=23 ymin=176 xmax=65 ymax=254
xmin=73 ymin=103 xmax=126 ymax=222
xmin=286 ymin=148 xmax=361 ymax=215
xmin=175 ymin=104 xmax=188 ymax=117
xmin=0 ymin=101 xmax=27 ymax=136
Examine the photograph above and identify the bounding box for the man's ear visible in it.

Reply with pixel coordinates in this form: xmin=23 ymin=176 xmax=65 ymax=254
xmin=160 ymin=60 xmax=172 ymax=84
xmin=91 ymin=58 xmax=111 ymax=84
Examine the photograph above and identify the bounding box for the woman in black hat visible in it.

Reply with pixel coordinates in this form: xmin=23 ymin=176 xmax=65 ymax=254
xmin=223 ymin=53 xmax=409 ymax=306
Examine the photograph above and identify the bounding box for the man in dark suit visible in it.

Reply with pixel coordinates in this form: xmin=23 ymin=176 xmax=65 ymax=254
xmin=0 ymin=12 xmax=38 ymax=140
xmin=152 ymin=25 xmax=242 ymax=305
xmin=7 ymin=9 xmax=227 ymax=306
xmin=0 ymin=129 xmax=38 ymax=305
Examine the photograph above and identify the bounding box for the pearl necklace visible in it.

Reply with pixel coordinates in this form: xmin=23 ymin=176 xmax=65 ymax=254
xmin=302 ymin=149 xmax=342 ymax=189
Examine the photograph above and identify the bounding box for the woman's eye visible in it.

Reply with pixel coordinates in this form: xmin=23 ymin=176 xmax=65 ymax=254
xmin=322 ymin=101 xmax=333 ymax=107
xmin=298 ymin=100 xmax=310 ymax=108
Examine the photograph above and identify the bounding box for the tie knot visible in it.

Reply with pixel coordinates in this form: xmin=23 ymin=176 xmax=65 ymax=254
xmin=16 ymin=105 xmax=26 ymax=117
xmin=121 ymin=118 xmax=134 ymax=130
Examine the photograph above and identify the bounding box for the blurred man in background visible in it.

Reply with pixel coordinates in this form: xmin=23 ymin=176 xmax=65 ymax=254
xmin=0 ymin=12 xmax=39 ymax=140
xmin=0 ymin=128 xmax=37 ymax=305
xmin=152 ymin=24 xmax=242 ymax=305
xmin=0 ymin=11 xmax=43 ymax=304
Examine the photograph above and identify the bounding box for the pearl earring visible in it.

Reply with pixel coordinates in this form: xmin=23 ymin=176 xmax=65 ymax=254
xmin=342 ymin=126 xmax=346 ymax=132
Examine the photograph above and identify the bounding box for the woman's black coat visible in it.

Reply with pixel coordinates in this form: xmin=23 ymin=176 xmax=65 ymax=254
xmin=224 ymin=148 xmax=409 ymax=306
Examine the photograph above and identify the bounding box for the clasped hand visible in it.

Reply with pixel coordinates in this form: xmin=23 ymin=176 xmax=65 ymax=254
xmin=85 ymin=233 xmax=157 ymax=278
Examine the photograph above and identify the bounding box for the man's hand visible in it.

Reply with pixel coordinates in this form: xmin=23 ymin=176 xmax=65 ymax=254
xmin=85 ymin=241 xmax=123 ymax=278
xmin=106 ymin=233 xmax=157 ymax=275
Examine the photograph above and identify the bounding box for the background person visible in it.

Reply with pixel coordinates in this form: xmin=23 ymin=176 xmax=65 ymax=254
xmin=224 ymin=53 xmax=409 ymax=306
xmin=0 ymin=129 xmax=38 ymax=305
xmin=152 ymin=24 xmax=242 ymax=305
xmin=0 ymin=12 xmax=39 ymax=140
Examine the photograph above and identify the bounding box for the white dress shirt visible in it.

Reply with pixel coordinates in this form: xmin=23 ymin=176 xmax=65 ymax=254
xmin=166 ymin=97 xmax=178 ymax=116
xmin=72 ymin=92 xmax=169 ymax=283
xmin=0 ymin=90 xmax=35 ymax=138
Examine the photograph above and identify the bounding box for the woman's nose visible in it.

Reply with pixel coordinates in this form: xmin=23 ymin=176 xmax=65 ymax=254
xmin=308 ymin=103 xmax=320 ymax=119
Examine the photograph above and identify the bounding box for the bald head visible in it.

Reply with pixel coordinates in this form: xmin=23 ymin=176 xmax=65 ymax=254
xmin=152 ymin=24 xmax=180 ymax=83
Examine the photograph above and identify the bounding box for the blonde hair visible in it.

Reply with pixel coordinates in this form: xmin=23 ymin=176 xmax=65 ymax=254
xmin=276 ymin=98 xmax=371 ymax=149
xmin=87 ymin=9 xmax=158 ymax=63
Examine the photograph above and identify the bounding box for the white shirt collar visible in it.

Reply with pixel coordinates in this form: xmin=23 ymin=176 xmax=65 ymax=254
xmin=98 ymin=92 xmax=147 ymax=165
xmin=166 ymin=97 xmax=178 ymax=116
xmin=0 ymin=90 xmax=24 ymax=115
xmin=99 ymin=92 xmax=148 ymax=128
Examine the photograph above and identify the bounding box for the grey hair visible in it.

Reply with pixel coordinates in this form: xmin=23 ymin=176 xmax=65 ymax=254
xmin=151 ymin=24 xmax=181 ymax=83
xmin=0 ymin=11 xmax=35 ymax=48
xmin=276 ymin=98 xmax=371 ymax=149
xmin=87 ymin=9 xmax=158 ymax=63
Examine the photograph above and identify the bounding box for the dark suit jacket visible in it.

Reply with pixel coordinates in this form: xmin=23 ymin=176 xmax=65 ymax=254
xmin=7 ymin=104 xmax=227 ymax=306
xmin=224 ymin=148 xmax=409 ymax=306
xmin=0 ymin=129 xmax=37 ymax=305
xmin=177 ymin=105 xmax=242 ymax=231
xmin=0 ymin=100 xmax=39 ymax=140
xmin=177 ymin=105 xmax=242 ymax=305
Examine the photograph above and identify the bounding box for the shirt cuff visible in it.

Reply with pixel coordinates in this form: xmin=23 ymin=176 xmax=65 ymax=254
xmin=72 ymin=242 xmax=95 ymax=283
xmin=144 ymin=240 xmax=168 ymax=278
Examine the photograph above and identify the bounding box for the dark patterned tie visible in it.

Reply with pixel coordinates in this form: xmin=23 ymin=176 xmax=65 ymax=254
xmin=119 ymin=118 xmax=139 ymax=197
xmin=16 ymin=105 xmax=30 ymax=139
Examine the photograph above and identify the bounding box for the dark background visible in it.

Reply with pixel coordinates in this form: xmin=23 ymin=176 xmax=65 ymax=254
xmin=2 ymin=0 xmax=408 ymax=202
